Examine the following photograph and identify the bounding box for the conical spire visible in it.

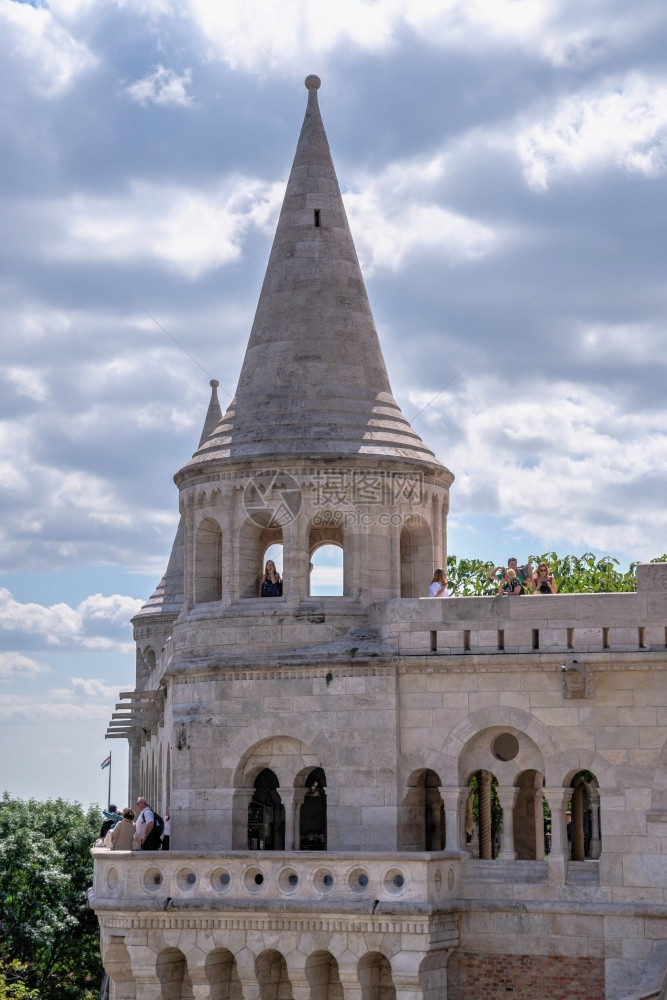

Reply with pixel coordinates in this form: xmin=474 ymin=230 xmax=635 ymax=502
xmin=181 ymin=76 xmax=448 ymax=476
xmin=198 ymin=379 xmax=222 ymax=447
xmin=137 ymin=380 xmax=222 ymax=618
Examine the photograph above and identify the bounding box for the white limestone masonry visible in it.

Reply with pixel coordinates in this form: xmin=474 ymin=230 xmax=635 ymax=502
xmin=90 ymin=77 xmax=667 ymax=1000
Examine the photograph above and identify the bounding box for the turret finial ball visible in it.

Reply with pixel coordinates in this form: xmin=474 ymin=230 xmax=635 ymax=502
xmin=210 ymin=379 xmax=219 ymax=388
xmin=305 ymin=75 xmax=321 ymax=90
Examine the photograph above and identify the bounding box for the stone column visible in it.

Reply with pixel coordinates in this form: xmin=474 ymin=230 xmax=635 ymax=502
xmin=571 ymin=782 xmax=586 ymax=861
xmin=131 ymin=969 xmax=162 ymax=1000
xmin=127 ymin=734 xmax=141 ymax=808
xmin=219 ymin=488 xmax=235 ymax=605
xmin=282 ymin=504 xmax=306 ymax=602
xmin=339 ymin=974 xmax=363 ymax=1000
xmin=478 ymin=771 xmax=493 ymax=860
xmin=390 ymin=522 xmax=402 ymax=596
xmin=425 ymin=788 xmax=443 ymax=851
xmin=496 ymin=785 xmax=519 ymax=860
xmin=534 ymin=788 xmax=546 ymax=860
xmin=284 ymin=953 xmax=309 ymax=1000
xmin=589 ymin=795 xmax=601 ymax=859
xmin=281 ymin=788 xmax=300 ymax=851
xmin=395 ymin=975 xmax=425 ymax=1000
xmin=441 ymin=786 xmax=472 ymax=855
xmin=543 ymin=786 xmax=571 ymax=883
xmin=432 ymin=494 xmax=442 ymax=570
xmin=184 ymin=496 xmax=195 ymax=610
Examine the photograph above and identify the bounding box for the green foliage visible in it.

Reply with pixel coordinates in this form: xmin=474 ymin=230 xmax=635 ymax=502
xmin=0 ymin=961 xmax=40 ymax=1000
xmin=446 ymin=556 xmax=497 ymax=596
xmin=447 ymin=552 xmax=667 ymax=596
xmin=0 ymin=794 xmax=103 ymax=1000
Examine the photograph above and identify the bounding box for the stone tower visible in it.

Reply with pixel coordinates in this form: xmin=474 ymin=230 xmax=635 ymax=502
xmin=94 ymin=78 xmax=667 ymax=1000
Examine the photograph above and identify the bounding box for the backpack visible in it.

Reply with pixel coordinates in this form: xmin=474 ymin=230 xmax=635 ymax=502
xmin=141 ymin=809 xmax=163 ymax=848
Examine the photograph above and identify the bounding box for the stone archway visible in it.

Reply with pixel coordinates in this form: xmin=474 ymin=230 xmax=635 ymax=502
xmin=399 ymin=769 xmax=445 ymax=851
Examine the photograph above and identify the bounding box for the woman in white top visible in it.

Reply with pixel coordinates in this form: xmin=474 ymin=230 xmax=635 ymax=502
xmin=429 ymin=569 xmax=450 ymax=598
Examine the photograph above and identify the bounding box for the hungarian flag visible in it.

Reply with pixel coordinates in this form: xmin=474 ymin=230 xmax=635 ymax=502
xmin=100 ymin=754 xmax=111 ymax=770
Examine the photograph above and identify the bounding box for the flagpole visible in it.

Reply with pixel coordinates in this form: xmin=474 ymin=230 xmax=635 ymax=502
xmin=107 ymin=750 xmax=112 ymax=807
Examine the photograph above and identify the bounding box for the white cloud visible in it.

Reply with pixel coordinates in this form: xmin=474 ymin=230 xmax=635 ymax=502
xmin=0 ymin=651 xmax=51 ymax=682
xmin=0 ymin=672 xmax=132 ymax=722
xmin=344 ymin=156 xmax=499 ymax=274
xmin=417 ymin=374 xmax=667 ymax=560
xmin=0 ymin=0 xmax=96 ymax=97
xmin=0 ymin=587 xmax=142 ymax=652
xmin=161 ymin=0 xmax=648 ymax=74
xmin=69 ymin=676 xmax=119 ymax=698
xmin=121 ymin=65 xmax=195 ymax=108
xmin=43 ymin=177 xmax=281 ymax=279
xmin=515 ymin=75 xmax=667 ymax=190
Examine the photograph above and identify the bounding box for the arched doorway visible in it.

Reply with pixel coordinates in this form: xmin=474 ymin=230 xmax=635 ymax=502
xmin=256 ymin=951 xmax=293 ymax=1000
xmin=399 ymin=519 xmax=432 ymax=597
xmin=156 ymin=948 xmax=193 ymax=1000
xmin=399 ymin=769 xmax=445 ymax=851
xmin=358 ymin=953 xmax=396 ymax=1000
xmin=299 ymin=767 xmax=327 ymax=850
xmin=247 ymin=769 xmax=285 ymax=850
xmin=305 ymin=951 xmax=343 ymax=1000
xmin=239 ymin=520 xmax=282 ymax=599
xmin=195 ymin=517 xmax=222 ymax=603
xmin=569 ymin=770 xmax=601 ymax=860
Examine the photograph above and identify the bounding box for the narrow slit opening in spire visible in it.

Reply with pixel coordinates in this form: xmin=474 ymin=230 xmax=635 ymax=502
xmin=314 ymin=209 xmax=321 ymax=228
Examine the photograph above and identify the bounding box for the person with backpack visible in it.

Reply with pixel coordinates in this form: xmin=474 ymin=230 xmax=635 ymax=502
xmin=135 ymin=797 xmax=164 ymax=850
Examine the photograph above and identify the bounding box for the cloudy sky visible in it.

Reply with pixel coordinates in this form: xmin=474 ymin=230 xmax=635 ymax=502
xmin=2 ymin=0 xmax=666 ymax=807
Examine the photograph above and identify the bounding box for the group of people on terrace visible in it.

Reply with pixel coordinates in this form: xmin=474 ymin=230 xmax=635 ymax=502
xmin=96 ymin=797 xmax=170 ymax=851
xmin=430 ymin=557 xmax=557 ymax=598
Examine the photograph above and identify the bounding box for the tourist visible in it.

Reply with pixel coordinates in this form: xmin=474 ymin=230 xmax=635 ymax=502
xmin=99 ymin=804 xmax=122 ymax=840
xmin=136 ymin=797 xmax=161 ymax=850
xmin=429 ymin=569 xmax=450 ymax=598
xmin=498 ymin=568 xmax=522 ymax=595
xmin=260 ymin=559 xmax=282 ymax=597
xmin=532 ymin=562 xmax=557 ymax=594
xmin=161 ymin=812 xmax=171 ymax=850
xmin=109 ymin=808 xmax=136 ymax=850
xmin=488 ymin=557 xmax=532 ymax=594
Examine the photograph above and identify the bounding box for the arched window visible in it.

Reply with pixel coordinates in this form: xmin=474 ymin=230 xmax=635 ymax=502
xmin=569 ymin=770 xmax=601 ymax=860
xmin=400 ymin=769 xmax=445 ymax=851
xmin=195 ymin=517 xmax=222 ymax=603
xmin=239 ymin=521 xmax=282 ymax=599
xmin=310 ymin=544 xmax=343 ymax=596
xmin=400 ymin=519 xmax=433 ymax=598
xmin=247 ymin=769 xmax=285 ymax=850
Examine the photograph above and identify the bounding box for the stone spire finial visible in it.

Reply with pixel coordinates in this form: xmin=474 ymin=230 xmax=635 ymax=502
xmin=180 ymin=78 xmax=451 ymax=480
xmin=198 ymin=378 xmax=222 ymax=448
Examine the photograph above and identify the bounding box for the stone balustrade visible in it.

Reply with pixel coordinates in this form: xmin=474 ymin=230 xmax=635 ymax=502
xmin=369 ymin=582 xmax=667 ymax=657
xmin=91 ymin=849 xmax=462 ymax=915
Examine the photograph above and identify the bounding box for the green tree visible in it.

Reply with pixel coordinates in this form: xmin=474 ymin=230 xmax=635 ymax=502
xmin=446 ymin=555 xmax=497 ymax=596
xmin=0 ymin=795 xmax=103 ymax=1000
xmin=447 ymin=552 xmax=667 ymax=596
